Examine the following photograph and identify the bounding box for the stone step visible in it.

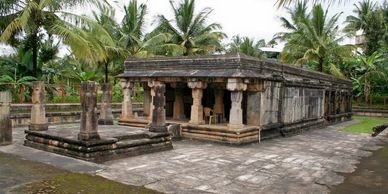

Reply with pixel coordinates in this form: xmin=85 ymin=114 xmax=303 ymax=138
xmin=116 ymin=137 xmax=169 ymax=148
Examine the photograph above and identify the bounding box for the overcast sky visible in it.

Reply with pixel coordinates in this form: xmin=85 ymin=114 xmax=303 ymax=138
xmin=108 ymin=0 xmax=384 ymax=46
xmin=0 ymin=0 xmax=385 ymax=56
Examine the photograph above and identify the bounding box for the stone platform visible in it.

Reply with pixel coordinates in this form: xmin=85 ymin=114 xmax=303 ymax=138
xmin=24 ymin=125 xmax=172 ymax=163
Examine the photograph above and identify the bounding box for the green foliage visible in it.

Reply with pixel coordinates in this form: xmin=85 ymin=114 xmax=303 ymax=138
xmin=112 ymin=82 xmax=123 ymax=103
xmin=227 ymin=35 xmax=266 ymax=58
xmin=277 ymin=2 xmax=351 ymax=76
xmin=153 ymin=0 xmax=226 ymax=56
xmin=51 ymin=95 xmax=80 ymax=103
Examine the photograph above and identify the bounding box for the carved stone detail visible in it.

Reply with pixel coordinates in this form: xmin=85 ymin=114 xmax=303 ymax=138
xmin=98 ymin=83 xmax=114 ymax=125
xmin=188 ymin=81 xmax=207 ymax=125
xmin=149 ymin=82 xmax=167 ymax=133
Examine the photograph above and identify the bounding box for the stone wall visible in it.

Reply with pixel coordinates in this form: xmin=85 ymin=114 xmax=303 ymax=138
xmin=10 ymin=103 xmax=143 ymax=127
xmin=260 ymin=81 xmax=281 ymax=125
xmin=282 ymin=87 xmax=324 ymax=124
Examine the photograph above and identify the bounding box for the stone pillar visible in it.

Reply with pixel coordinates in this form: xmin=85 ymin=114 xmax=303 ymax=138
xmin=246 ymin=82 xmax=264 ymax=126
xmin=143 ymin=83 xmax=151 ymax=117
xmin=98 ymin=83 xmax=114 ymax=125
xmin=78 ymin=81 xmax=100 ymax=141
xmin=149 ymin=82 xmax=167 ymax=133
xmin=213 ymin=85 xmax=225 ymax=121
xmin=0 ymin=91 xmax=12 ymax=145
xmin=171 ymin=83 xmax=185 ymax=120
xmin=120 ymin=79 xmax=134 ymax=121
xmin=227 ymin=78 xmax=247 ymax=129
xmin=188 ymin=81 xmax=207 ymax=125
xmin=147 ymin=80 xmax=161 ymax=120
xmin=29 ymin=81 xmax=48 ymax=131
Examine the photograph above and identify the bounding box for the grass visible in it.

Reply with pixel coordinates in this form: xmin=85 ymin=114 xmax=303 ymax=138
xmin=342 ymin=116 xmax=388 ymax=134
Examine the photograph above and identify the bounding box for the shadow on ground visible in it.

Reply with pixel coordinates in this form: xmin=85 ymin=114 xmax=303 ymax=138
xmin=0 ymin=152 xmax=161 ymax=194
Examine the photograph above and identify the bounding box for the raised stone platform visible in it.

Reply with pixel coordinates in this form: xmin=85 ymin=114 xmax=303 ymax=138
xmin=24 ymin=125 xmax=172 ymax=163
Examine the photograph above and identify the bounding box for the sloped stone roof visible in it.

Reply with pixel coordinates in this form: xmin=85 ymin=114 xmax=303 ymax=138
xmin=118 ymin=53 xmax=351 ymax=88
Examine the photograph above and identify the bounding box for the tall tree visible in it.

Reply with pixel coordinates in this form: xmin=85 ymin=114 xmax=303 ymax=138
xmin=279 ymin=3 xmax=350 ymax=75
xmin=0 ymin=0 xmax=107 ymax=77
xmin=344 ymin=0 xmax=376 ymax=35
xmin=153 ymin=0 xmax=226 ymax=56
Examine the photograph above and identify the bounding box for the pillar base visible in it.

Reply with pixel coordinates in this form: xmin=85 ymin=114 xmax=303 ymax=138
xmin=98 ymin=119 xmax=114 ymax=125
xmin=78 ymin=132 xmax=100 ymax=141
xmin=149 ymin=125 xmax=168 ymax=133
xmin=28 ymin=123 xmax=49 ymax=131
xmin=227 ymin=124 xmax=245 ymax=129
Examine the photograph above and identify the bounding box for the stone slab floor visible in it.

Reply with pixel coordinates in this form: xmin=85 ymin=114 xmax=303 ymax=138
xmin=1 ymin=121 xmax=388 ymax=194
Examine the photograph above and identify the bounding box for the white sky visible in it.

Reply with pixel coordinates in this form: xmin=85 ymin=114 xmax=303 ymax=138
xmin=0 ymin=0 xmax=385 ymax=56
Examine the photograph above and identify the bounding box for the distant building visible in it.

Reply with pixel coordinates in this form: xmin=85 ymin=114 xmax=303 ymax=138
xmin=259 ymin=47 xmax=282 ymax=60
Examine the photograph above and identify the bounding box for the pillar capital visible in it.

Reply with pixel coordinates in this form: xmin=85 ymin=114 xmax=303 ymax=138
xmin=148 ymin=80 xmax=164 ymax=88
xmin=120 ymin=79 xmax=134 ymax=89
xmin=227 ymin=78 xmax=247 ymax=91
xmin=188 ymin=81 xmax=207 ymax=89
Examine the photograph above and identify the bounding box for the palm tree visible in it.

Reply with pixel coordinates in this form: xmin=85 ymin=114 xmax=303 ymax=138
xmin=153 ymin=0 xmax=226 ymax=56
xmin=344 ymin=0 xmax=377 ymax=35
xmin=227 ymin=35 xmax=266 ymax=58
xmin=119 ymin=0 xmax=183 ymax=57
xmin=279 ymin=3 xmax=350 ymax=75
xmin=276 ymin=0 xmax=345 ymax=7
xmin=0 ymin=0 xmax=107 ymax=77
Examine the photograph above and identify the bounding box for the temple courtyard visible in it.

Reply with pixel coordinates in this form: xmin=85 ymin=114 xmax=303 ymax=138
xmin=1 ymin=120 xmax=388 ymax=194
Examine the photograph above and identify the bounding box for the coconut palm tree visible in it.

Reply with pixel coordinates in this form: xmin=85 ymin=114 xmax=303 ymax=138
xmin=0 ymin=0 xmax=108 ymax=77
xmin=344 ymin=0 xmax=377 ymax=35
xmin=227 ymin=35 xmax=266 ymax=58
xmin=153 ymin=0 xmax=226 ymax=56
xmin=279 ymin=3 xmax=350 ymax=75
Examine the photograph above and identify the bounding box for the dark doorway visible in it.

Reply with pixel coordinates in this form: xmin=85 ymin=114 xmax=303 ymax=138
xmin=223 ymin=89 xmax=231 ymax=122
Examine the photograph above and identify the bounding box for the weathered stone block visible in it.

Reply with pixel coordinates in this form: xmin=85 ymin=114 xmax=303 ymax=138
xmin=98 ymin=83 xmax=114 ymax=125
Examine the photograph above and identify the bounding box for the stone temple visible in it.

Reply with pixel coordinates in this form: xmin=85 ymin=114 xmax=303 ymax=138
xmin=118 ymin=53 xmax=352 ymax=144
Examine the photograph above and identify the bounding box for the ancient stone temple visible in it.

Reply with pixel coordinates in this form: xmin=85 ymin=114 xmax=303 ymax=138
xmin=118 ymin=54 xmax=352 ymax=144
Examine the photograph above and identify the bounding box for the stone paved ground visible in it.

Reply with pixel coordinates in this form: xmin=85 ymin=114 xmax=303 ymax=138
xmin=1 ymin=121 xmax=388 ymax=194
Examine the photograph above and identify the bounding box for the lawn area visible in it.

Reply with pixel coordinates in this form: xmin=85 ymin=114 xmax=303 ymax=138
xmin=342 ymin=116 xmax=388 ymax=134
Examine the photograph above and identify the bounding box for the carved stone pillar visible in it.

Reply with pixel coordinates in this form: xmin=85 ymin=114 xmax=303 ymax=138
xmin=148 ymin=80 xmax=161 ymax=120
xmin=0 ymin=91 xmax=12 ymax=145
xmin=120 ymin=79 xmax=134 ymax=121
xmin=98 ymin=83 xmax=114 ymax=125
xmin=213 ymin=85 xmax=225 ymax=121
xmin=227 ymin=79 xmax=247 ymax=129
xmin=78 ymin=81 xmax=100 ymax=141
xmin=29 ymin=81 xmax=48 ymax=131
xmin=188 ymin=81 xmax=207 ymax=125
xmin=142 ymin=83 xmax=151 ymax=117
xmin=171 ymin=83 xmax=185 ymax=120
xmin=149 ymin=82 xmax=167 ymax=133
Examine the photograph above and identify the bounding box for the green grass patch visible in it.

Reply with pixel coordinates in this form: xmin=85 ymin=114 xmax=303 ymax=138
xmin=342 ymin=116 xmax=388 ymax=134
xmin=13 ymin=173 xmax=162 ymax=194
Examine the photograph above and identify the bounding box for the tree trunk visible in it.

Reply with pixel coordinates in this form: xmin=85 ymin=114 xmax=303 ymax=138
xmin=105 ymin=62 xmax=109 ymax=83
xmin=31 ymin=32 xmax=38 ymax=77
xmin=364 ymin=77 xmax=371 ymax=104
xmin=318 ymin=58 xmax=324 ymax=72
